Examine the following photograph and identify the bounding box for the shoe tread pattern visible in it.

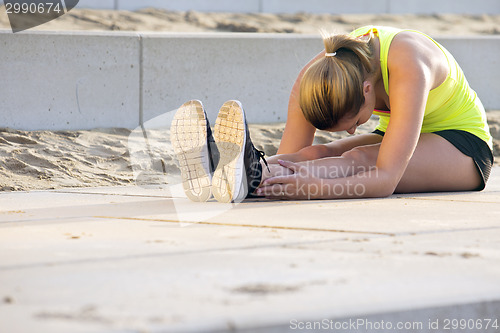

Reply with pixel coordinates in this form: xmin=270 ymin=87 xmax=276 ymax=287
xmin=212 ymin=101 xmax=245 ymax=203
xmin=170 ymin=100 xmax=212 ymax=202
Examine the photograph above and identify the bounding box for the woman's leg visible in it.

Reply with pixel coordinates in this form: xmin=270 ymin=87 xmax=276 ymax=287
xmin=263 ymin=133 xmax=482 ymax=192
xmin=261 ymin=133 xmax=383 ymax=182
xmin=341 ymin=133 xmax=482 ymax=192
xmin=396 ymin=133 xmax=482 ymax=192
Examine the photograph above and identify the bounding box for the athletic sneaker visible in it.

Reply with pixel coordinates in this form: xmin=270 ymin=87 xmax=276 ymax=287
xmin=211 ymin=100 xmax=269 ymax=203
xmin=170 ymin=100 xmax=219 ymax=202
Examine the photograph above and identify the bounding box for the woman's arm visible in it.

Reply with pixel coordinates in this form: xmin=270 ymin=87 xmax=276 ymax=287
xmin=266 ymin=133 xmax=383 ymax=164
xmin=277 ymin=51 xmax=325 ymax=155
xmin=372 ymin=32 xmax=434 ymax=194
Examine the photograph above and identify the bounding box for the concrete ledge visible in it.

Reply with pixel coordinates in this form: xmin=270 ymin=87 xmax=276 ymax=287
xmin=438 ymin=37 xmax=500 ymax=111
xmin=141 ymin=33 xmax=319 ymax=126
xmin=0 ymin=31 xmax=140 ymax=130
xmin=1 ymin=31 xmax=499 ymax=130
xmin=77 ymin=0 xmax=500 ymax=14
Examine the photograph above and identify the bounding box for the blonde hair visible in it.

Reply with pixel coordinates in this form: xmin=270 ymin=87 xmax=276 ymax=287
xmin=299 ymin=31 xmax=374 ymax=130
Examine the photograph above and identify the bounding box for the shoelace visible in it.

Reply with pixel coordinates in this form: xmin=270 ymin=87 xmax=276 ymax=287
xmin=253 ymin=144 xmax=270 ymax=173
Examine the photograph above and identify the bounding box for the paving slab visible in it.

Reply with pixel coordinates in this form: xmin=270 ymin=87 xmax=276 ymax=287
xmin=3 ymin=186 xmax=499 ymax=235
xmin=0 ymin=167 xmax=499 ymax=332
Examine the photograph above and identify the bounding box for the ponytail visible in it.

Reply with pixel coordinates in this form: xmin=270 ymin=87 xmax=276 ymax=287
xmin=299 ymin=31 xmax=374 ymax=130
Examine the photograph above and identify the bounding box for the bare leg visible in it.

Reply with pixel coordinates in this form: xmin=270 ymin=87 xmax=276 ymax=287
xmin=263 ymin=133 xmax=482 ymax=193
xmin=261 ymin=134 xmax=383 ymax=183
xmin=396 ymin=133 xmax=482 ymax=192
xmin=345 ymin=133 xmax=481 ymax=192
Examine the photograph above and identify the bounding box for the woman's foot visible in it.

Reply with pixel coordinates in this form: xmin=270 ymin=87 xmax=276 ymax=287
xmin=170 ymin=100 xmax=218 ymax=202
xmin=211 ymin=100 xmax=269 ymax=203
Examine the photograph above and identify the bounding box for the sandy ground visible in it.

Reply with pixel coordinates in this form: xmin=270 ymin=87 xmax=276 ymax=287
xmin=1 ymin=7 xmax=500 ymax=35
xmin=0 ymin=8 xmax=499 ymax=191
xmin=2 ymin=112 xmax=499 ymax=192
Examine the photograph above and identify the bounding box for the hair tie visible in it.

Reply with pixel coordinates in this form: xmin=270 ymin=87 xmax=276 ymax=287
xmin=325 ymin=52 xmax=337 ymax=57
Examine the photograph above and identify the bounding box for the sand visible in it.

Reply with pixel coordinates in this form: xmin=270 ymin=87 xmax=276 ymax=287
xmin=2 ymin=112 xmax=499 ymax=192
xmin=0 ymin=8 xmax=499 ymax=191
xmin=1 ymin=7 xmax=500 ymax=35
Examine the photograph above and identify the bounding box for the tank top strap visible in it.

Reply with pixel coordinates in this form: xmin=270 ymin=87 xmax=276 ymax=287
xmin=350 ymin=26 xmax=404 ymax=95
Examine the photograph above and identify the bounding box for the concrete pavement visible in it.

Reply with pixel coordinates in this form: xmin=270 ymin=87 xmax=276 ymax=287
xmin=1 ymin=168 xmax=500 ymax=332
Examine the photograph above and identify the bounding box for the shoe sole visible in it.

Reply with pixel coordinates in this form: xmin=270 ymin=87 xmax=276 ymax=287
xmin=212 ymin=100 xmax=247 ymax=203
xmin=170 ymin=100 xmax=212 ymax=202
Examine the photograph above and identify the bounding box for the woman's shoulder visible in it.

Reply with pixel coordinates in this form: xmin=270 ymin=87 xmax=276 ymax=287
xmin=389 ymin=30 xmax=446 ymax=66
xmin=387 ymin=31 xmax=449 ymax=90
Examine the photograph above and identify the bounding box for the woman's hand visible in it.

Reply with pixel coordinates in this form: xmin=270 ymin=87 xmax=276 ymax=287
xmin=261 ymin=161 xmax=294 ymax=183
xmin=257 ymin=160 xmax=323 ymax=200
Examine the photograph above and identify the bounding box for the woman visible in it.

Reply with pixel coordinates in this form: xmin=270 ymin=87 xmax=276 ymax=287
xmin=255 ymin=26 xmax=493 ymax=199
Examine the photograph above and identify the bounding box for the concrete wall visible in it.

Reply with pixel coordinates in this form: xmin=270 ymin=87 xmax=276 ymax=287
xmin=0 ymin=31 xmax=140 ymax=130
xmin=439 ymin=37 xmax=500 ymax=112
xmin=1 ymin=31 xmax=499 ymax=130
xmin=141 ymin=33 xmax=318 ymax=127
xmin=77 ymin=0 xmax=500 ymax=14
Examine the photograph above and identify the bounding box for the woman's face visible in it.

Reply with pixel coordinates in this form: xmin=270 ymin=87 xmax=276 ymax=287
xmin=327 ymin=81 xmax=375 ymax=135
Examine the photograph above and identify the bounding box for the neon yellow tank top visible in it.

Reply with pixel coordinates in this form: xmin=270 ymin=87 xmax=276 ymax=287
xmin=350 ymin=26 xmax=493 ymax=149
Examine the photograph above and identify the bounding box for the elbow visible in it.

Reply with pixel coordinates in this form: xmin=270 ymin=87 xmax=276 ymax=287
xmin=368 ymin=169 xmax=398 ymax=198
xmin=363 ymin=182 xmax=394 ymax=198
xmin=375 ymin=185 xmax=396 ymax=198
